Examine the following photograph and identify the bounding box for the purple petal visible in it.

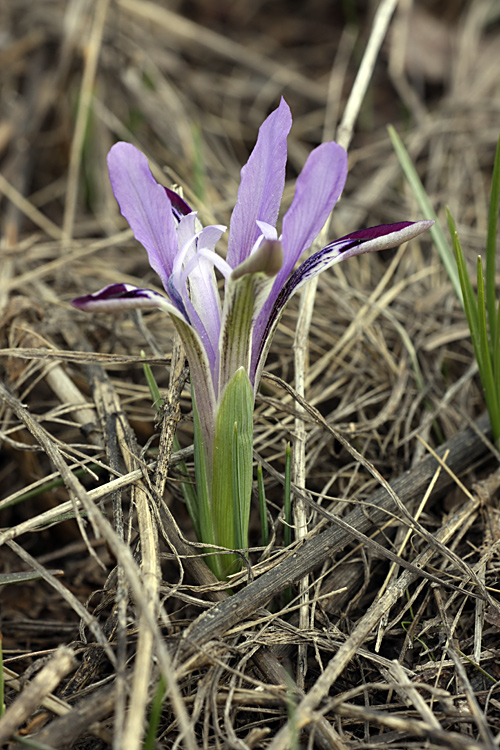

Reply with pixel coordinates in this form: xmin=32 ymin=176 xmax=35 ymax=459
xmin=251 ymin=141 xmax=348 ymax=372
xmin=107 ymin=143 xmax=178 ymax=290
xmin=289 ymin=220 xmax=435 ymax=291
xmin=72 ymin=284 xmax=218 ymax=444
xmin=250 ymin=219 xmax=433 ymax=386
xmin=226 ymin=98 xmax=292 ymax=268
xmin=72 ymin=284 xmax=167 ymax=312
xmin=280 ymin=141 xmax=348 ymax=279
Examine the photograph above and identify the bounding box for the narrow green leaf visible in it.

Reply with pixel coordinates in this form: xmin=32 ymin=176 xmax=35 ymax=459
xmin=143 ymin=357 xmax=200 ymax=542
xmin=447 ymin=210 xmax=479 ymax=338
xmin=142 ymin=356 xmax=164 ymax=413
xmin=192 ymin=394 xmax=218 ymax=575
xmin=476 ymin=257 xmax=500 ymax=441
xmin=143 ymin=675 xmax=166 ymax=750
xmin=388 ymin=125 xmax=463 ymax=304
xmin=211 ymin=367 xmax=254 ymax=578
xmin=257 ymin=464 xmax=269 ymax=548
xmin=172 ymin=434 xmax=199 ymax=541
xmin=452 ymin=233 xmax=485 ymax=386
xmin=486 ymin=135 xmax=500 ymax=342
xmin=494 ymin=301 xmax=500 ymax=408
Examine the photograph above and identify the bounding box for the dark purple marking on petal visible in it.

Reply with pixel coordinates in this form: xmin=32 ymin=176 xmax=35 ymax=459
xmin=322 ymin=221 xmax=414 ymax=249
xmin=72 ymin=283 xmax=165 ymax=312
xmin=249 ymin=219 xmax=433 ymax=384
xmin=164 ymin=187 xmax=193 ymax=222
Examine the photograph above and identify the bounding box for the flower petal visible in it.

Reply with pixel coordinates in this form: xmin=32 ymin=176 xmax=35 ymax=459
xmin=251 ymin=141 xmax=348 ymax=376
xmin=170 ymin=216 xmax=227 ymax=375
xmin=280 ymin=141 xmax=348 ymax=279
xmin=72 ymin=283 xmax=217 ymax=454
xmin=226 ymin=98 xmax=292 ymax=268
xmin=288 ymin=220 xmax=435 ymax=293
xmin=107 ymin=143 xmax=178 ymax=290
xmin=251 ymin=219 xmax=433 ymax=388
xmin=72 ymin=283 xmax=166 ymax=312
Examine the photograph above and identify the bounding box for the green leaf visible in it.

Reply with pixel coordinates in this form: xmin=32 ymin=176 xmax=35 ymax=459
xmin=447 ymin=210 xmax=479 ymax=339
xmin=142 ymin=357 xmax=164 ymax=413
xmin=257 ymin=464 xmax=269 ymax=548
xmin=192 ymin=392 xmax=216 ymax=563
xmin=486 ymin=135 xmax=500 ymax=342
xmin=476 ymin=257 xmax=500 ymax=441
xmin=219 ymin=240 xmax=282 ymax=390
xmin=211 ymin=367 xmax=254 ymax=577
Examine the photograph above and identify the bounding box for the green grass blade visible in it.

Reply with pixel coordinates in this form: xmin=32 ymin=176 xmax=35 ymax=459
xmin=143 ymin=357 xmax=200 ymax=535
xmin=142 ymin=357 xmax=164 ymax=414
xmin=388 ymin=125 xmax=463 ymax=305
xmin=172 ymin=434 xmax=200 ymax=540
xmin=257 ymin=464 xmax=269 ymax=548
xmin=495 ymin=301 xmax=500 ymax=407
xmin=486 ymin=135 xmax=500 ymax=341
xmin=476 ymin=257 xmax=500 ymax=441
xmin=447 ymin=210 xmax=479 ymax=338
xmin=143 ymin=675 xmax=166 ymax=750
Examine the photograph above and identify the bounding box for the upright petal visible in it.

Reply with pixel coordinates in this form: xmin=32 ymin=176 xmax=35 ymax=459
xmin=107 ymin=143 xmax=178 ymax=290
xmin=226 ymin=98 xmax=292 ymax=268
xmin=280 ymin=141 xmax=348 ymax=280
xmin=252 ymin=141 xmax=348 ymax=370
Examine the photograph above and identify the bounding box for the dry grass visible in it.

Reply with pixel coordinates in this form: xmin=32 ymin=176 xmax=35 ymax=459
xmin=1 ymin=1 xmax=500 ymax=748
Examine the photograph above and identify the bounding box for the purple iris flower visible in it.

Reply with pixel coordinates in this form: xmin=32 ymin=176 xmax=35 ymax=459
xmin=73 ymin=98 xmax=432 ymax=453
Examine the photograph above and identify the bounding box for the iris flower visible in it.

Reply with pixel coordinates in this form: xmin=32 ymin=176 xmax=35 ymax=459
xmin=73 ymin=98 xmax=432 ymax=576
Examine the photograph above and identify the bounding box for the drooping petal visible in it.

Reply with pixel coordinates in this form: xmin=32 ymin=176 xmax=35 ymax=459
xmin=287 ymin=220 xmax=435 ymax=294
xmin=72 ymin=283 xmax=167 ymax=312
xmin=72 ymin=283 xmax=217 ymax=458
xmin=107 ymin=143 xmax=178 ymax=290
xmin=250 ymin=219 xmax=434 ymax=389
xmin=226 ymin=98 xmax=292 ymax=268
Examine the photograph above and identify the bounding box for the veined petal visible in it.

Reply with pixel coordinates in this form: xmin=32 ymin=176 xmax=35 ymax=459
xmin=107 ymin=143 xmax=178 ymax=290
xmin=287 ymin=220 xmax=435 ymax=293
xmin=72 ymin=283 xmax=167 ymax=312
xmin=219 ymin=240 xmax=282 ymax=392
xmin=250 ymin=219 xmax=433 ymax=389
xmin=227 ymin=98 xmax=292 ymax=268
xmin=252 ymin=141 xmax=348 ymax=369
xmin=72 ymin=283 xmax=217 ymax=457
xmin=280 ymin=141 xmax=348 ymax=279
